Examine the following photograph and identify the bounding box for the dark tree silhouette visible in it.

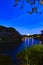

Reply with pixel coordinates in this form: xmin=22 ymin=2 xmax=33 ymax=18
xmin=0 ymin=25 xmax=22 ymax=51
xmin=40 ymin=30 xmax=43 ymax=44
xmin=14 ymin=0 xmax=43 ymax=14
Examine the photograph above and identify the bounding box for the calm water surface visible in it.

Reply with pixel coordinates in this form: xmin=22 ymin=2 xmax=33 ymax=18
xmin=1 ymin=38 xmax=40 ymax=62
xmin=11 ymin=38 xmax=40 ymax=61
xmin=13 ymin=38 xmax=39 ymax=53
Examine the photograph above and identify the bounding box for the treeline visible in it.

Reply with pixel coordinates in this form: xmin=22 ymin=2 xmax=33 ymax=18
xmin=23 ymin=33 xmax=43 ymax=40
xmin=0 ymin=25 xmax=22 ymax=42
xmin=0 ymin=25 xmax=22 ymax=50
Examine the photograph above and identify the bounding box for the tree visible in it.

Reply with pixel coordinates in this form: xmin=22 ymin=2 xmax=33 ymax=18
xmin=14 ymin=0 xmax=43 ymax=14
xmin=39 ymin=30 xmax=43 ymax=44
xmin=17 ymin=44 xmax=43 ymax=65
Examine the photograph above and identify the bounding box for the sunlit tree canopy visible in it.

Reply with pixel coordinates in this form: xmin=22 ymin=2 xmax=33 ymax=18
xmin=14 ymin=0 xmax=43 ymax=14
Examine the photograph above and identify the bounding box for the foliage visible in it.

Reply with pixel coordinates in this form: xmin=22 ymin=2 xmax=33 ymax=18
xmin=17 ymin=44 xmax=43 ymax=65
xmin=0 ymin=25 xmax=22 ymax=42
xmin=0 ymin=55 xmax=15 ymax=65
xmin=14 ymin=0 xmax=43 ymax=14
xmin=0 ymin=25 xmax=22 ymax=51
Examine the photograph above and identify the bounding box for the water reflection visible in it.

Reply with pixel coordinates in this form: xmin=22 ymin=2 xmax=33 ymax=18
xmin=0 ymin=38 xmax=40 ymax=63
xmin=3 ymin=38 xmax=39 ymax=58
xmin=12 ymin=38 xmax=40 ymax=58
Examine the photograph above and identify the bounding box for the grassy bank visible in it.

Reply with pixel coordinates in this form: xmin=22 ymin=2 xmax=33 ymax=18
xmin=17 ymin=44 xmax=43 ymax=65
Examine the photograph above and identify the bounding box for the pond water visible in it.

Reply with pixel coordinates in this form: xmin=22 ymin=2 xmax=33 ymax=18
xmin=0 ymin=38 xmax=40 ymax=63
xmin=13 ymin=38 xmax=39 ymax=53
xmin=11 ymin=38 xmax=40 ymax=61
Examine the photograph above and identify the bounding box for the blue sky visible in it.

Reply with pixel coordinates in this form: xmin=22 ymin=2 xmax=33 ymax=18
xmin=0 ymin=0 xmax=43 ymax=35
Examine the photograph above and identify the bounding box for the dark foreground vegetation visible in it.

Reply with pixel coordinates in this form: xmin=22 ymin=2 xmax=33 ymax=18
xmin=17 ymin=44 xmax=43 ymax=65
xmin=0 ymin=54 xmax=15 ymax=65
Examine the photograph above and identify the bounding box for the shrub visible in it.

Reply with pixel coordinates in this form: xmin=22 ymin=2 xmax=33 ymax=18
xmin=17 ymin=44 xmax=43 ymax=65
